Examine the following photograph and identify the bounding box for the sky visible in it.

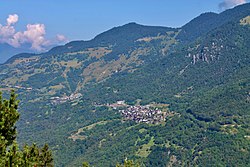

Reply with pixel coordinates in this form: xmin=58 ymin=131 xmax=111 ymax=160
xmin=0 ymin=0 xmax=249 ymax=51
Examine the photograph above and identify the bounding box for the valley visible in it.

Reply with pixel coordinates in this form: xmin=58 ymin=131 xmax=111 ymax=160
xmin=0 ymin=3 xmax=250 ymax=167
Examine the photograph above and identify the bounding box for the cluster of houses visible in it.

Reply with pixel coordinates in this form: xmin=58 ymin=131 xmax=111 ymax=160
xmin=94 ymin=100 xmax=173 ymax=124
xmin=50 ymin=93 xmax=82 ymax=105
xmin=119 ymin=105 xmax=166 ymax=124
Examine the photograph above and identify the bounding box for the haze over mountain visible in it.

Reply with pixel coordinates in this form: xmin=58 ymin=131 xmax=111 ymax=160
xmin=0 ymin=3 xmax=249 ymax=167
xmin=0 ymin=43 xmax=31 ymax=64
xmin=0 ymin=13 xmax=67 ymax=64
xmin=0 ymin=42 xmax=64 ymax=64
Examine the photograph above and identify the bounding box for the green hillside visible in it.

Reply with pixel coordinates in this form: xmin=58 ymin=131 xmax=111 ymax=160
xmin=0 ymin=3 xmax=249 ymax=167
xmin=177 ymin=3 xmax=250 ymax=43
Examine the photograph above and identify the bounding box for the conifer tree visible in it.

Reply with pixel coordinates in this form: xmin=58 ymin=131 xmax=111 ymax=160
xmin=0 ymin=90 xmax=54 ymax=166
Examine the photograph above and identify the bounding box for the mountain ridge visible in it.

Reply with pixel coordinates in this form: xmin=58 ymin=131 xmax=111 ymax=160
xmin=3 ymin=3 xmax=250 ymax=65
xmin=46 ymin=22 xmax=176 ymax=56
xmin=0 ymin=3 xmax=249 ymax=167
xmin=177 ymin=3 xmax=250 ymax=42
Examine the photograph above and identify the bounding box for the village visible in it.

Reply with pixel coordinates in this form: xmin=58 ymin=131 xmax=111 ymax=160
xmin=119 ymin=105 xmax=166 ymax=124
xmin=99 ymin=100 xmax=172 ymax=124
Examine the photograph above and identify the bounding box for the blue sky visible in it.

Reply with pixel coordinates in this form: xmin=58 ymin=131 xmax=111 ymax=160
xmin=0 ymin=0 xmax=249 ymax=50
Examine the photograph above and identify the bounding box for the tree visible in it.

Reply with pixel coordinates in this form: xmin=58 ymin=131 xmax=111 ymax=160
xmin=82 ymin=161 xmax=90 ymax=167
xmin=116 ymin=159 xmax=140 ymax=167
xmin=0 ymin=90 xmax=54 ymax=166
xmin=0 ymin=90 xmax=19 ymax=146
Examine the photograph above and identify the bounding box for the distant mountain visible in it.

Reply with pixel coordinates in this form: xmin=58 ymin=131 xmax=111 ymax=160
xmin=0 ymin=3 xmax=249 ymax=167
xmin=0 ymin=43 xmax=32 ymax=64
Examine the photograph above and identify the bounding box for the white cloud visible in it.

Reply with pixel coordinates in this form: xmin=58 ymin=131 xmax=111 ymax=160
xmin=219 ymin=0 xmax=247 ymax=10
xmin=56 ymin=34 xmax=67 ymax=42
xmin=22 ymin=24 xmax=49 ymax=51
xmin=0 ymin=14 xmax=67 ymax=51
xmin=7 ymin=14 xmax=18 ymax=26
xmin=0 ymin=14 xmax=17 ymax=42
xmin=0 ymin=24 xmax=15 ymax=38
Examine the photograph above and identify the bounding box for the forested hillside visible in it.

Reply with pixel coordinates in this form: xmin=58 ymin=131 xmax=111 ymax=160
xmin=0 ymin=3 xmax=249 ymax=167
